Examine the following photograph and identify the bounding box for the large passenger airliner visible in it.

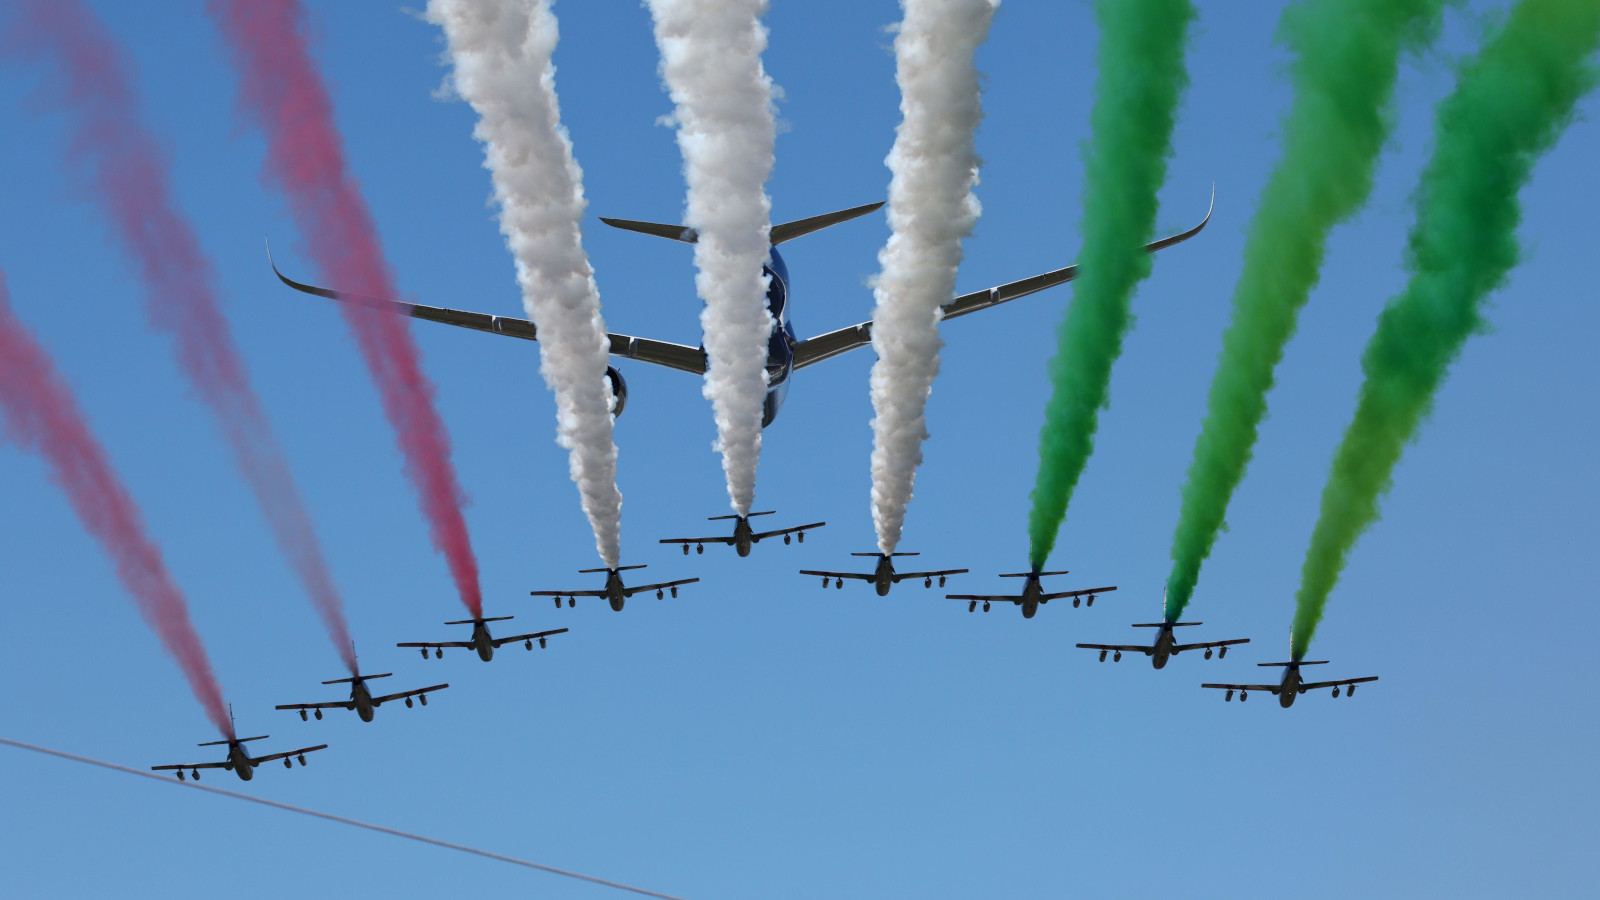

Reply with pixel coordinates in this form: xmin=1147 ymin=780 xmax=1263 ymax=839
xmin=268 ymin=194 xmax=1210 ymax=426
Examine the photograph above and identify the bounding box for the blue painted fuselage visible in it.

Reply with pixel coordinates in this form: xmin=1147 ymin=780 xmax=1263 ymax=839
xmin=759 ymin=248 xmax=795 ymax=427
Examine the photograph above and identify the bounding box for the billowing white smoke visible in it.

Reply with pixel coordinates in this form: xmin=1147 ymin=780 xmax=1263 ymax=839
xmin=427 ymin=0 xmax=623 ymax=567
xmin=645 ymin=0 xmax=777 ymax=516
xmin=869 ymin=0 xmax=997 ymax=554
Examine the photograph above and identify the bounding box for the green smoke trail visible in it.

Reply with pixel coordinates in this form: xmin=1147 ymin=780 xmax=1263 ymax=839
xmin=1292 ymin=0 xmax=1599 ymax=660
xmin=1163 ymin=0 xmax=1446 ymax=623
xmin=1027 ymin=0 xmax=1195 ymax=569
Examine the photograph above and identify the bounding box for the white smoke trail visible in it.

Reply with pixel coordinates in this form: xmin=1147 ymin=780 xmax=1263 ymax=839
xmin=645 ymin=0 xmax=777 ymax=516
xmin=427 ymin=0 xmax=623 ymax=567
xmin=868 ymin=0 xmax=997 ymax=554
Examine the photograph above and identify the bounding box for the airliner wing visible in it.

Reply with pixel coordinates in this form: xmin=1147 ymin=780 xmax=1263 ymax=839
xmin=944 ymin=593 xmax=1022 ymax=605
xmin=268 ymin=245 xmax=707 ymax=375
xmin=248 ymin=744 xmax=330 ymax=767
xmin=799 ymin=569 xmax=877 ymax=582
xmin=371 ymin=683 xmax=450 ymax=705
xmin=274 ymin=700 xmax=356 ymax=712
xmin=396 ymin=640 xmax=476 ymax=649
xmin=1040 ymin=585 xmax=1116 ymax=602
xmin=791 ymin=191 xmax=1212 ymax=371
xmin=660 ymin=535 xmax=737 ymax=547
xmin=1300 ymin=675 xmax=1379 ymax=692
xmin=491 ymin=627 xmax=569 ymax=649
xmin=1200 ymin=682 xmax=1282 ymax=693
xmin=1171 ymin=637 xmax=1251 ymax=653
xmin=622 ymin=578 xmax=699 ymax=599
xmin=528 ymin=589 xmax=609 ymax=598
xmin=151 ymin=760 xmax=232 ymax=773
xmin=751 ymin=521 xmax=825 ymax=541
xmin=1075 ymin=642 xmax=1152 ymax=655
xmin=891 ymin=568 xmax=969 ymax=582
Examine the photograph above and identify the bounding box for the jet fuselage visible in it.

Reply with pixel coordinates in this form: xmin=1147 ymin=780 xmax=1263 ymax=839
xmin=733 ymin=517 xmax=755 ymax=557
xmin=471 ymin=623 xmax=496 ymax=661
xmin=225 ymin=743 xmax=254 ymax=782
xmin=350 ymin=679 xmax=376 ymax=722
xmin=757 ymin=250 xmax=795 ymax=428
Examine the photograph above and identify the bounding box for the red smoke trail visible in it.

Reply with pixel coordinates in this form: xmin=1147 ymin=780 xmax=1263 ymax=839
xmin=0 ymin=272 xmax=233 ymax=739
xmin=8 ymin=0 xmax=359 ymax=673
xmin=206 ymin=0 xmax=483 ymax=617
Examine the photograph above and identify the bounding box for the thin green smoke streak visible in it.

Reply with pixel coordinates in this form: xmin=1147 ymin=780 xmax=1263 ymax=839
xmin=1163 ymin=0 xmax=1446 ymax=623
xmin=1292 ymin=0 xmax=1599 ymax=660
xmin=1027 ymin=0 xmax=1195 ymax=570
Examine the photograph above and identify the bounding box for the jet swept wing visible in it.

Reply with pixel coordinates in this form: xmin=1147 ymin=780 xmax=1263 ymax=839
xmin=789 ymin=191 xmax=1212 ymax=370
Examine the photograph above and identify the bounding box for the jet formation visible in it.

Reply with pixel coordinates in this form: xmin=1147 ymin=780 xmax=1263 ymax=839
xmin=152 ymin=192 xmax=1371 ymax=777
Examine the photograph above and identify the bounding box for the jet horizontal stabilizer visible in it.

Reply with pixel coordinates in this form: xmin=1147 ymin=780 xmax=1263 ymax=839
xmin=445 ymin=616 xmax=514 ymax=626
xmin=850 ymin=551 xmax=919 ymax=557
xmin=1131 ymin=622 xmax=1203 ymax=627
xmin=579 ymin=565 xmax=646 ymax=574
xmin=1000 ymin=570 xmax=1070 ymax=578
xmin=321 ymin=672 xmax=393 ymax=685
xmin=1257 ymin=660 xmax=1329 ymax=667
xmin=198 ymin=734 xmax=267 ymax=747
xmin=708 ymin=511 xmax=774 ymax=521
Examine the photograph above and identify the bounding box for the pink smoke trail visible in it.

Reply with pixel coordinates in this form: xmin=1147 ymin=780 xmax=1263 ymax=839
xmin=8 ymin=0 xmax=359 ymax=673
xmin=0 ymin=272 xmax=233 ymax=739
xmin=206 ymin=0 xmax=483 ymax=617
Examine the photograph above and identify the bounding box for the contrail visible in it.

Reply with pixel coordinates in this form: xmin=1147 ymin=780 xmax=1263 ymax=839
xmin=0 ymin=273 xmax=233 ymax=739
xmin=644 ymin=0 xmax=777 ymax=516
xmin=1027 ymin=0 xmax=1196 ymax=569
xmin=867 ymin=0 xmax=998 ymax=555
xmin=0 ymin=737 xmax=692 ymax=900
xmin=207 ymin=0 xmax=485 ymax=617
xmin=8 ymin=0 xmax=359 ymax=674
xmin=1162 ymin=0 xmax=1447 ymax=624
xmin=1292 ymin=0 xmax=1600 ymax=660
xmin=426 ymin=0 xmax=624 ymax=568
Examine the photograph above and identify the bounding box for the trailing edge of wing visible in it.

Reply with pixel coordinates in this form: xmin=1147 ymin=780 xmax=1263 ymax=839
xmin=267 ymin=241 xmax=707 ymax=375
xmin=791 ymin=187 xmax=1213 ymax=371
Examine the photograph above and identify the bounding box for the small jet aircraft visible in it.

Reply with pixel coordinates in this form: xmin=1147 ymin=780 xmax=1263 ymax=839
xmin=268 ymin=192 xmax=1210 ymax=427
xmin=1202 ymin=659 xmax=1379 ymax=708
xmin=1076 ymin=622 xmax=1250 ymax=669
xmin=151 ymin=711 xmax=327 ymax=782
xmin=800 ymin=552 xmax=968 ymax=597
xmin=531 ymin=565 xmax=698 ymax=612
xmin=275 ymin=670 xmax=449 ymax=723
xmin=660 ymin=511 xmax=824 ymax=557
xmin=946 ymin=570 xmax=1115 ymax=619
xmin=398 ymin=616 xmax=568 ymax=662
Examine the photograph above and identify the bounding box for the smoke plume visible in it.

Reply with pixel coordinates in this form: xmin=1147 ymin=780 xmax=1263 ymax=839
xmin=0 ymin=272 xmax=233 ymax=739
xmin=10 ymin=0 xmax=359 ymax=673
xmin=1292 ymin=0 xmax=1599 ymax=659
xmin=645 ymin=0 xmax=777 ymax=516
xmin=207 ymin=0 xmax=485 ymax=617
xmin=867 ymin=0 xmax=997 ymax=555
xmin=1163 ymin=0 xmax=1446 ymax=624
xmin=1027 ymin=0 xmax=1196 ymax=569
xmin=426 ymin=0 xmax=624 ymax=568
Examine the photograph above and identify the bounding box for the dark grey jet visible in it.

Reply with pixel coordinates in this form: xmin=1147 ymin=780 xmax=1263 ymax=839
xmin=152 ymin=709 xmax=327 ymax=783
xmin=399 ymin=616 xmax=568 ymax=662
xmin=1202 ymin=659 xmax=1378 ymax=707
xmin=947 ymin=569 xmax=1115 ymax=618
xmin=661 ymin=511 xmax=824 ymax=557
xmin=531 ymin=565 xmax=698 ymax=612
xmin=802 ymin=552 xmax=968 ymax=597
xmin=276 ymin=671 xmax=448 ymax=723
xmin=1078 ymin=623 xmax=1249 ymax=669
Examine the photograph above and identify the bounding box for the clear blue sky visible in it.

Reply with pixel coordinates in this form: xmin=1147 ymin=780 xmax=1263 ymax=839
xmin=1 ymin=2 xmax=1596 ymax=897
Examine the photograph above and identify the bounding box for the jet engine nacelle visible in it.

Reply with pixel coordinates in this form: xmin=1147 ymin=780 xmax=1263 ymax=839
xmin=605 ymin=366 xmax=628 ymax=419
